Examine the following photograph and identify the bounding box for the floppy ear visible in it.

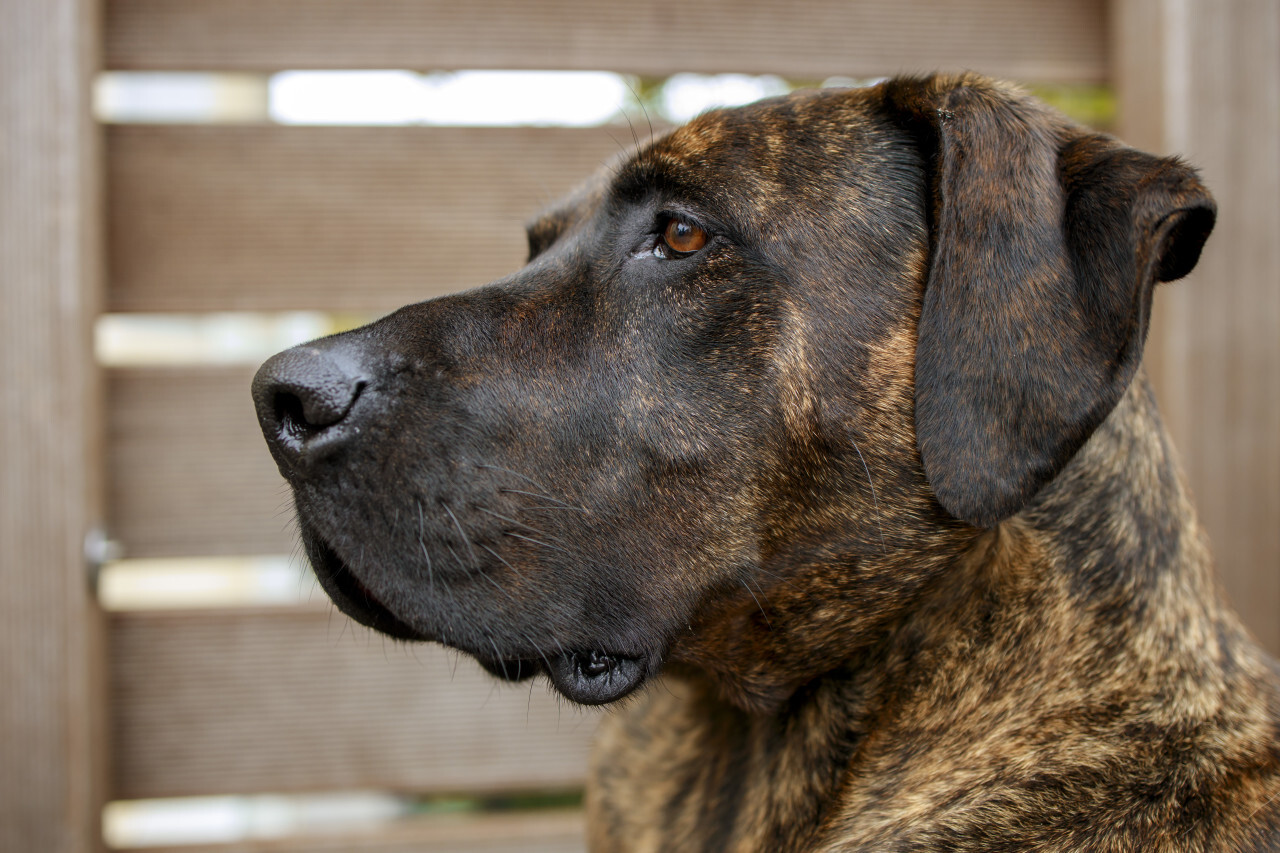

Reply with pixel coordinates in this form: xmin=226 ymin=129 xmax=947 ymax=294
xmin=883 ymin=75 xmax=1216 ymax=528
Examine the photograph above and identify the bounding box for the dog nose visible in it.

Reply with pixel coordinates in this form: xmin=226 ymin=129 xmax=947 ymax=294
xmin=252 ymin=344 xmax=369 ymax=469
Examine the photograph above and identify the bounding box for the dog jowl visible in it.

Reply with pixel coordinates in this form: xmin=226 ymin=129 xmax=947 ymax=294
xmin=254 ymin=74 xmax=1280 ymax=850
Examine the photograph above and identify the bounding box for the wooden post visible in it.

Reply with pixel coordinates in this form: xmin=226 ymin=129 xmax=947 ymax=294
xmin=1113 ymin=0 xmax=1280 ymax=655
xmin=0 ymin=0 xmax=107 ymax=850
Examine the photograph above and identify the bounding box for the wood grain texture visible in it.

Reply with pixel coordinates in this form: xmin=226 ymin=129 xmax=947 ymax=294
xmin=0 ymin=1 xmax=108 ymax=850
xmin=107 ymin=366 xmax=294 ymax=557
xmin=104 ymin=0 xmax=1107 ymax=81
xmin=130 ymin=811 xmax=585 ymax=853
xmin=109 ymin=607 xmax=599 ymax=799
xmin=106 ymin=125 xmax=632 ymax=313
xmin=1114 ymin=0 xmax=1280 ymax=656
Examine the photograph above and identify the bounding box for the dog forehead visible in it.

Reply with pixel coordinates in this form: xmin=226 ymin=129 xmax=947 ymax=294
xmin=670 ymin=88 xmax=877 ymax=158
xmin=527 ymin=87 xmax=898 ymax=244
xmin=659 ymin=90 xmax=879 ymax=174
xmin=612 ymin=88 xmax=898 ymax=224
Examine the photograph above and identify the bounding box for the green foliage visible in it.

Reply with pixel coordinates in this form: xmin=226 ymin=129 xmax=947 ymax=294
xmin=1027 ymin=83 xmax=1117 ymax=131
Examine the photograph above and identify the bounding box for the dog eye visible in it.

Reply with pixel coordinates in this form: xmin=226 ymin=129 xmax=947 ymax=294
xmin=660 ymin=218 xmax=709 ymax=257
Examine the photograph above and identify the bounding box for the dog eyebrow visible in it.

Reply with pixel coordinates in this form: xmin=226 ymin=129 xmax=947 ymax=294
xmin=524 ymin=150 xmax=705 ymax=262
xmin=610 ymin=156 xmax=688 ymax=206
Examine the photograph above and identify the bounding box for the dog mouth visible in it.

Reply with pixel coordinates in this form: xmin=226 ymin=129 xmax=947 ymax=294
xmin=302 ymin=523 xmax=650 ymax=705
xmin=477 ymin=650 xmax=647 ymax=705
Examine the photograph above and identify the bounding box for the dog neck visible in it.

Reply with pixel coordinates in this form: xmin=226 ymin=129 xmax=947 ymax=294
xmin=798 ymin=376 xmax=1280 ymax=848
xmin=893 ymin=373 xmax=1233 ymax=713
xmin=589 ymin=375 xmax=1280 ymax=851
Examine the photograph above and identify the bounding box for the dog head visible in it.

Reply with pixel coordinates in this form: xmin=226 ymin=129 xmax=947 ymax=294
xmin=253 ymin=74 xmax=1214 ymax=711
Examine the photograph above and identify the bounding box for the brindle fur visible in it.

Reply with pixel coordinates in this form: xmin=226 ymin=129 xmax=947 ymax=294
xmin=253 ymin=74 xmax=1280 ymax=851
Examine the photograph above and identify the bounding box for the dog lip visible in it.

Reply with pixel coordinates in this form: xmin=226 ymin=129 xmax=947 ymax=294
xmin=475 ymin=656 xmax=543 ymax=682
xmin=300 ymin=527 xmax=652 ymax=701
xmin=304 ymin=527 xmax=426 ymax=642
xmin=546 ymin=650 xmax=647 ymax=705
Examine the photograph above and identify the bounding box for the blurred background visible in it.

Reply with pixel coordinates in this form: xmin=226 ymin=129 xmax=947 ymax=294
xmin=3 ymin=1 xmax=1276 ymax=850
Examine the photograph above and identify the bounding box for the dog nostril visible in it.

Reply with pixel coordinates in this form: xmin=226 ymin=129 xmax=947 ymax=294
xmin=273 ymin=390 xmax=313 ymax=443
xmin=252 ymin=346 xmax=370 ymax=464
xmin=275 ymin=379 xmax=363 ymax=432
xmin=272 ymin=379 xmax=368 ymax=445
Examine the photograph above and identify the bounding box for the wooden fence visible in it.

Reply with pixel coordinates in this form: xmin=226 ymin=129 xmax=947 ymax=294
xmin=2 ymin=1 xmax=1277 ymax=850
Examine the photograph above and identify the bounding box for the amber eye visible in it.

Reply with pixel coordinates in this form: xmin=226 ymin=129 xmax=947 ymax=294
xmin=662 ymin=218 xmax=708 ymax=255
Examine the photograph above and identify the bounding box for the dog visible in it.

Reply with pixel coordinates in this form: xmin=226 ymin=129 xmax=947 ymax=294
xmin=252 ymin=73 xmax=1280 ymax=850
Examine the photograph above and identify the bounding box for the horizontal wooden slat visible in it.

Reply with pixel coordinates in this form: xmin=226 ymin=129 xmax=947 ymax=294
xmin=109 ymin=607 xmax=600 ymax=800
xmin=130 ymin=811 xmax=585 ymax=853
xmin=107 ymin=365 xmax=290 ymax=558
xmin=107 ymin=125 xmax=630 ymax=313
xmin=105 ymin=0 xmax=1108 ymax=81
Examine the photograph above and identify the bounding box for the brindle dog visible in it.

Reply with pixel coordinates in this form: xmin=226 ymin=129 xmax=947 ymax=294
xmin=253 ymin=74 xmax=1280 ymax=850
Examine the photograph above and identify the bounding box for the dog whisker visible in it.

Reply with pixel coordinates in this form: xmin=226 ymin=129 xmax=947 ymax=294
xmin=460 ymin=549 xmax=516 ymax=603
xmin=443 ymin=542 xmax=471 ymax=576
xmin=474 ymin=462 xmax=557 ymax=493
xmin=475 ymin=463 xmax=630 ymax=537
xmin=437 ymin=529 xmax=516 ymax=603
xmin=525 ymin=632 xmax=554 ymax=673
xmin=442 ymin=501 xmax=481 ymax=569
xmin=850 ymin=438 xmax=888 ymax=555
xmin=740 ymin=579 xmax=772 ymax=629
xmin=1240 ymin=787 xmax=1280 ymax=827
xmin=631 ymin=78 xmax=655 ymax=143
xmin=476 ymin=504 xmax=548 ymax=529
xmin=475 ymin=506 xmax=573 ymax=548
xmin=499 ymin=489 xmax=629 ymax=536
xmin=487 ymin=636 xmax=512 ymax=680
xmin=478 ymin=510 xmax=614 ymax=604
xmin=752 ymin=565 xmax=801 ymax=593
xmin=416 ymin=500 xmax=435 ymax=598
xmin=497 ymin=488 xmax=591 ymax=510
xmin=477 ymin=462 xmax=619 ymax=517
xmin=502 ymin=530 xmax=575 ymax=557
xmin=606 ymin=127 xmax=634 ymax=162
xmin=477 ymin=541 xmax=525 ymax=581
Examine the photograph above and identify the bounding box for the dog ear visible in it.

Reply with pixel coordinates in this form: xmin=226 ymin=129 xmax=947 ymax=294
xmin=882 ymin=75 xmax=1216 ymax=528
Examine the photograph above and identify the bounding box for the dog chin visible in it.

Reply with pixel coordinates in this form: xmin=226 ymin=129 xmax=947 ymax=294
xmin=301 ymin=523 xmax=651 ymax=705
